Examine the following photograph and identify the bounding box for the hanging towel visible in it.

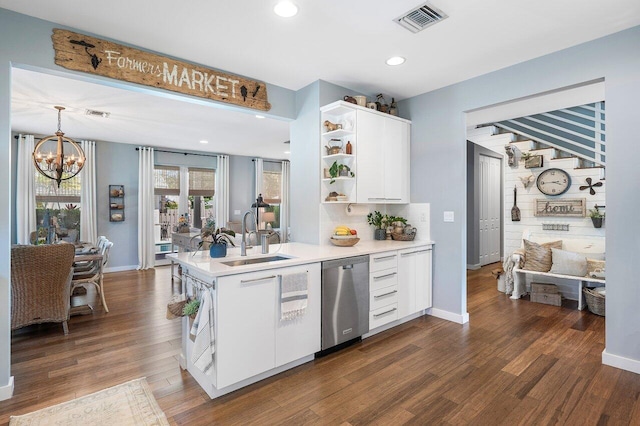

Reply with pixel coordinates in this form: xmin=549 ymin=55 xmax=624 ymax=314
xmin=190 ymin=288 xmax=215 ymax=376
xmin=280 ymin=272 xmax=308 ymax=321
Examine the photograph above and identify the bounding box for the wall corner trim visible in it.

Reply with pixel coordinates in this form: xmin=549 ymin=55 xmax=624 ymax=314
xmin=0 ymin=376 xmax=14 ymax=401
xmin=429 ymin=308 xmax=470 ymax=324
xmin=602 ymin=349 xmax=640 ymax=375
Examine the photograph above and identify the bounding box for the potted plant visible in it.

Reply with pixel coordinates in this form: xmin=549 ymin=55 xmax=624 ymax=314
xmin=589 ymin=207 xmax=604 ymax=228
xmin=367 ymin=211 xmax=387 ymax=240
xmin=328 ymin=161 xmax=355 ymax=184
xmin=193 ymin=217 xmax=236 ymax=257
xmin=183 ymin=298 xmax=200 ymax=328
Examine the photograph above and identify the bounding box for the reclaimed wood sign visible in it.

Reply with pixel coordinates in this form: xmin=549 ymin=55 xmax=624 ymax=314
xmin=534 ymin=198 xmax=586 ymax=217
xmin=52 ymin=29 xmax=271 ymax=111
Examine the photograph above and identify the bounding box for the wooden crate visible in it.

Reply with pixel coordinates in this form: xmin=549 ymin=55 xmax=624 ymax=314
xmin=531 ymin=282 xmax=559 ymax=294
xmin=531 ymin=292 xmax=562 ymax=306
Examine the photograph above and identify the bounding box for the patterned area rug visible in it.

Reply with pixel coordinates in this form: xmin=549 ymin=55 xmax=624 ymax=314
xmin=9 ymin=378 xmax=169 ymax=426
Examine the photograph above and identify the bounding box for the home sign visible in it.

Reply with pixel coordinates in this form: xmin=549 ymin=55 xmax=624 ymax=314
xmin=52 ymin=29 xmax=271 ymax=111
xmin=534 ymin=198 xmax=586 ymax=217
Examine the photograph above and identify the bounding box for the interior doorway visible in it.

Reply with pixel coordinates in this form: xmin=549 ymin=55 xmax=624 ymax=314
xmin=478 ymin=154 xmax=501 ymax=266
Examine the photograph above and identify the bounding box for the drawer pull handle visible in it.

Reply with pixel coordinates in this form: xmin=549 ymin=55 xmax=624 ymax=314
xmin=373 ymin=272 xmax=397 ymax=280
xmin=374 ymin=255 xmax=396 ymax=261
xmin=240 ymin=275 xmax=276 ymax=284
xmin=374 ymin=290 xmax=398 ymax=299
xmin=373 ymin=307 xmax=397 ymax=318
xmin=401 ymin=249 xmax=432 ymax=256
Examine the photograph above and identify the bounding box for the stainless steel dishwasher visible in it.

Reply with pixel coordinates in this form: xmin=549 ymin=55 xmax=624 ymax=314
xmin=320 ymin=255 xmax=369 ymax=352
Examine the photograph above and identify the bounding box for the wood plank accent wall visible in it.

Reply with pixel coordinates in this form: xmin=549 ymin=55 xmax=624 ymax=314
xmin=52 ymin=29 xmax=271 ymax=111
xmin=468 ymin=126 xmax=606 ymax=260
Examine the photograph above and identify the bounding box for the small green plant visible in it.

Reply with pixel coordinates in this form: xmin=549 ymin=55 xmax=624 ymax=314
xmin=328 ymin=161 xmax=355 ymax=184
xmin=367 ymin=211 xmax=385 ymax=229
xmin=520 ymin=151 xmax=532 ymax=161
xmin=183 ymin=299 xmax=200 ymax=317
xmin=589 ymin=207 xmax=604 ymax=219
xmin=385 ymin=215 xmax=407 ymax=226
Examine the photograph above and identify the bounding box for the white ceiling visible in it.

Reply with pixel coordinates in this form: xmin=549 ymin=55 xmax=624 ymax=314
xmin=3 ymin=0 xmax=640 ymax=155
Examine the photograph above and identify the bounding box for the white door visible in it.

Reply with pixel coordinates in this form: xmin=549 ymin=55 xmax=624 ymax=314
xmin=479 ymin=155 xmax=501 ymax=266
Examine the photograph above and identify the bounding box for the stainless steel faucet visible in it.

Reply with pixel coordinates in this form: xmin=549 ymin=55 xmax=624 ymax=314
xmin=241 ymin=210 xmax=257 ymax=256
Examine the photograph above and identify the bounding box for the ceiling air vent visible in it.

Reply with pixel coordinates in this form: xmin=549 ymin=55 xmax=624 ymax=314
xmin=85 ymin=109 xmax=110 ymax=118
xmin=395 ymin=2 xmax=448 ymax=33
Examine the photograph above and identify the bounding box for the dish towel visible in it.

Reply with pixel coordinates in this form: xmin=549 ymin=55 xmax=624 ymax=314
xmin=190 ymin=288 xmax=215 ymax=376
xmin=280 ymin=272 xmax=308 ymax=321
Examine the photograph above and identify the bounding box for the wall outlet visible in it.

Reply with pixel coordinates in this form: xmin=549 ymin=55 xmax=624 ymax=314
xmin=234 ymin=209 xmax=241 ymax=215
xmin=420 ymin=213 xmax=427 ymax=222
xmin=444 ymin=211 xmax=454 ymax=222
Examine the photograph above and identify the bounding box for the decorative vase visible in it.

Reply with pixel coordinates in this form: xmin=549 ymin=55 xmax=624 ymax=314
xmin=591 ymin=217 xmax=603 ymax=228
xmin=374 ymin=229 xmax=386 ymax=240
xmin=209 ymin=243 xmax=227 ymax=258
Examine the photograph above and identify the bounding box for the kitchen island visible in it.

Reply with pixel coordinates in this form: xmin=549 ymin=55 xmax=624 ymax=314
xmin=168 ymin=239 xmax=433 ymax=399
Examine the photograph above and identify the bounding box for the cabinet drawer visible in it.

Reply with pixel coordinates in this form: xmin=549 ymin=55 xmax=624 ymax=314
xmin=370 ymin=252 xmax=398 ymax=272
xmin=370 ymin=285 xmax=398 ymax=311
xmin=370 ymin=269 xmax=398 ymax=291
xmin=369 ymin=303 xmax=398 ymax=330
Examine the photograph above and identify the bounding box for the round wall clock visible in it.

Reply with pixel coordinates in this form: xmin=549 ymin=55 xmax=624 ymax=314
xmin=536 ymin=168 xmax=571 ymax=196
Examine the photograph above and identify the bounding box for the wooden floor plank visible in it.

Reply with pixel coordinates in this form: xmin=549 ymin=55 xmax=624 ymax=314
xmin=1 ymin=263 xmax=639 ymax=425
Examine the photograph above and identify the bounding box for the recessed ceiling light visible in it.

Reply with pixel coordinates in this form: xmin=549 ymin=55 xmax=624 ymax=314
xmin=386 ymin=56 xmax=406 ymax=66
xmin=199 ymin=140 xmax=209 ymax=144
xmin=255 ymin=114 xmax=266 ymax=119
xmin=274 ymin=1 xmax=298 ymax=17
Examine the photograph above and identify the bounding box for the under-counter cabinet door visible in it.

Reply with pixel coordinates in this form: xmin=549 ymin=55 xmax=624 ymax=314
xmin=415 ymin=247 xmax=433 ymax=311
xmin=397 ymin=248 xmax=417 ymax=318
xmin=216 ymin=272 xmax=277 ymax=389
xmin=356 ymin=110 xmax=386 ymax=203
xmin=275 ymin=263 xmax=321 ymax=367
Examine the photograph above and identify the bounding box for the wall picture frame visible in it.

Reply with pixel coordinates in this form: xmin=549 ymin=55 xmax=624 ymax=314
xmin=534 ymin=198 xmax=586 ymax=217
xmin=524 ymin=155 xmax=543 ymax=169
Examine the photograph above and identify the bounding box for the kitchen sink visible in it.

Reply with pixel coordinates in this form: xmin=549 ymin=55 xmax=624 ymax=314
xmin=221 ymin=255 xmax=292 ymax=267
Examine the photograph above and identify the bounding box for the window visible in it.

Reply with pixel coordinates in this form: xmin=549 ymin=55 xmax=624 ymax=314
xmin=154 ymin=165 xmax=215 ymax=230
xmin=261 ymin=161 xmax=282 ymax=229
xmin=35 ymin=171 xmax=81 ymax=242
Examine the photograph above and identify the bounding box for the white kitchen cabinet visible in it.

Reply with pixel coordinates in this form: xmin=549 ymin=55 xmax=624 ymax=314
xmin=356 ymin=109 xmax=410 ymax=204
xmin=216 ymin=263 xmax=321 ymax=389
xmin=216 ymin=270 xmax=278 ymax=388
xmin=369 ymin=251 xmax=399 ymax=330
xmin=397 ymin=245 xmax=433 ymax=318
xmin=275 ymin=263 xmax=321 ymax=367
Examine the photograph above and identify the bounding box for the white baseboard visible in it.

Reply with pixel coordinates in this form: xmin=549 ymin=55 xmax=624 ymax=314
xmin=0 ymin=376 xmax=14 ymax=401
xmin=466 ymin=263 xmax=481 ymax=270
xmin=430 ymin=308 xmax=470 ymax=324
xmin=602 ymin=349 xmax=640 ymax=374
xmin=104 ymin=265 xmax=138 ymax=273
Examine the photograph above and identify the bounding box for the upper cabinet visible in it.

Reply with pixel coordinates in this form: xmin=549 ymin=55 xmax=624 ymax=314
xmin=320 ymin=101 xmax=410 ymax=205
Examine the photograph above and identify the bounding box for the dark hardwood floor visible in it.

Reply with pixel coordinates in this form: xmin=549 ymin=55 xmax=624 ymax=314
xmin=1 ymin=263 xmax=638 ymax=425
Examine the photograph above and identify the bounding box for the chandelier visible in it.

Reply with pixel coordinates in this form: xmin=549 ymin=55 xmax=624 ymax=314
xmin=32 ymin=106 xmax=85 ymax=187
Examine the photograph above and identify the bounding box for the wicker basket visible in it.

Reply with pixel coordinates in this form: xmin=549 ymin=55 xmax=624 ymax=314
xmin=583 ymin=287 xmax=605 ymax=316
xmin=390 ymin=232 xmax=415 ymax=241
xmin=166 ymin=295 xmax=188 ymax=319
xmin=329 ymin=237 xmax=360 ymax=247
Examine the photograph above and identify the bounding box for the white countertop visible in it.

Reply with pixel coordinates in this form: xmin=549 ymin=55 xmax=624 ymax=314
xmin=167 ymin=240 xmax=434 ymax=278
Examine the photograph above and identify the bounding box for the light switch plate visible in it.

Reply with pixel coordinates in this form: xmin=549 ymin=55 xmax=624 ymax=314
xmin=234 ymin=210 xmax=241 ymax=215
xmin=444 ymin=211 xmax=454 ymax=222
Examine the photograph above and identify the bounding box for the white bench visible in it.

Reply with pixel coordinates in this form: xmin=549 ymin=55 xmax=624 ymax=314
xmin=511 ymin=231 xmax=605 ymax=310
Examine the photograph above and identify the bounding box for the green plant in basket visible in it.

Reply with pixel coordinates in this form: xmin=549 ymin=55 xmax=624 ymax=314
xmin=183 ymin=299 xmax=200 ymax=318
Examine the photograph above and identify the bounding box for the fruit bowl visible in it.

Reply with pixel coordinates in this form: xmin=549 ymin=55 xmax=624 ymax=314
xmin=330 ymin=237 xmax=360 ymax=247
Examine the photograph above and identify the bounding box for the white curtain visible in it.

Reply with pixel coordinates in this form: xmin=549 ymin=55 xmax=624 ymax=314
xmin=80 ymin=140 xmax=97 ymax=243
xmin=16 ymin=134 xmax=36 ymax=244
xmin=253 ymin=158 xmax=264 ymax=200
xmin=280 ymin=160 xmax=290 ymax=243
xmin=215 ymin=155 xmax=230 ymax=229
xmin=137 ymin=147 xmax=155 ymax=270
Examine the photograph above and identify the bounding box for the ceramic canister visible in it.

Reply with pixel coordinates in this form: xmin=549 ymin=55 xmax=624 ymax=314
xmin=354 ymin=96 xmax=366 ymax=106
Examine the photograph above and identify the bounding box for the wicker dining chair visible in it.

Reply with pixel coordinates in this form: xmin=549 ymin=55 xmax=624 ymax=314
xmin=11 ymin=243 xmax=76 ymax=335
